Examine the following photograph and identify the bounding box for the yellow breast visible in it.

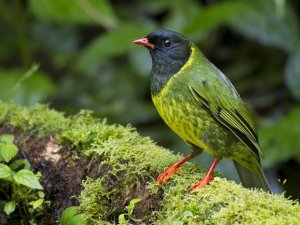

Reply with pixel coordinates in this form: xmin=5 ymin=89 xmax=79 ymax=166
xmin=152 ymin=90 xmax=215 ymax=154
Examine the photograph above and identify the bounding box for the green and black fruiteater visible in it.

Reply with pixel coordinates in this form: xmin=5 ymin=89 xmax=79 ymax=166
xmin=133 ymin=29 xmax=271 ymax=192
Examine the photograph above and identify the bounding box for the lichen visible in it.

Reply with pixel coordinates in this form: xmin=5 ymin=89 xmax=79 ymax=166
xmin=0 ymin=101 xmax=299 ymax=224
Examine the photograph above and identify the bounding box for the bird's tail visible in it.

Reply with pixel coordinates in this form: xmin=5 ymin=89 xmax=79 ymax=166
xmin=233 ymin=161 xmax=272 ymax=193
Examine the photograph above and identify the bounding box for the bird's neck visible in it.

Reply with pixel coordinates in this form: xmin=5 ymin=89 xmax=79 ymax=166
xmin=150 ymin=61 xmax=175 ymax=96
xmin=150 ymin=48 xmax=191 ymax=96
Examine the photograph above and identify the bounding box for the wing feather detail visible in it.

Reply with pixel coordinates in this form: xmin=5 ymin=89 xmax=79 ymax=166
xmin=189 ymin=85 xmax=262 ymax=158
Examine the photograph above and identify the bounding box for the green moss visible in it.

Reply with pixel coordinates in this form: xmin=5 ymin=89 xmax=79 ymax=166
xmin=157 ymin=177 xmax=300 ymax=224
xmin=78 ymin=178 xmax=113 ymax=224
xmin=0 ymin=101 xmax=299 ymax=224
xmin=0 ymin=101 xmax=67 ymax=137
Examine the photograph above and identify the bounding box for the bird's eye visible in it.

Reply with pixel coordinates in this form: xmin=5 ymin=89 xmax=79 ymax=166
xmin=162 ymin=39 xmax=172 ymax=48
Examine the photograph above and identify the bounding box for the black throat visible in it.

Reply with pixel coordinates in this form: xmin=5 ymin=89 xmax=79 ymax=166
xmin=150 ymin=46 xmax=191 ymax=96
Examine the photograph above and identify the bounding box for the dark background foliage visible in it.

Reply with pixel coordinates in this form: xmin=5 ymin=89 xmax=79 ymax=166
xmin=0 ymin=0 xmax=300 ymax=198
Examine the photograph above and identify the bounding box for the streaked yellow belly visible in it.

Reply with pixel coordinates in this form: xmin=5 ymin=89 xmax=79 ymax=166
xmin=152 ymin=93 xmax=213 ymax=153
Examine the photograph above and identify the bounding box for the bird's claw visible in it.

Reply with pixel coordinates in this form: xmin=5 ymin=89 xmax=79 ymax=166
xmin=190 ymin=175 xmax=214 ymax=192
xmin=157 ymin=166 xmax=180 ymax=185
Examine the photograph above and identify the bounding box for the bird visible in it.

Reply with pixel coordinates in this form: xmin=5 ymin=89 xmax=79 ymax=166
xmin=133 ymin=29 xmax=271 ymax=192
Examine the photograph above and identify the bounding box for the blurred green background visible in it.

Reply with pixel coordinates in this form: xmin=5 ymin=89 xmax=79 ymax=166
xmin=0 ymin=0 xmax=300 ymax=198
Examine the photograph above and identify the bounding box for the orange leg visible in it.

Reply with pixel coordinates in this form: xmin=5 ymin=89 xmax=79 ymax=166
xmin=191 ymin=159 xmax=219 ymax=191
xmin=157 ymin=154 xmax=193 ymax=185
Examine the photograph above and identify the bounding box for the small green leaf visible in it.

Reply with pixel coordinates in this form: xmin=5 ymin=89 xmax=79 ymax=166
xmin=29 ymin=199 xmax=44 ymax=209
xmin=126 ymin=198 xmax=141 ymax=216
xmin=118 ymin=214 xmax=128 ymax=225
xmin=0 ymin=143 xmax=18 ymax=163
xmin=35 ymin=171 xmax=42 ymax=178
xmin=0 ymin=163 xmax=12 ymax=179
xmin=14 ymin=169 xmax=43 ymax=190
xmin=4 ymin=201 xmax=16 ymax=216
xmin=38 ymin=191 xmax=45 ymax=198
xmin=61 ymin=206 xmax=78 ymax=223
xmin=60 ymin=206 xmax=86 ymax=225
xmin=9 ymin=159 xmax=31 ymax=171
xmin=0 ymin=134 xmax=14 ymax=143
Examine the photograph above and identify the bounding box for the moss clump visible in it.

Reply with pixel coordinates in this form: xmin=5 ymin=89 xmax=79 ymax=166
xmin=0 ymin=102 xmax=67 ymax=137
xmin=0 ymin=101 xmax=299 ymax=224
xmin=157 ymin=176 xmax=300 ymax=224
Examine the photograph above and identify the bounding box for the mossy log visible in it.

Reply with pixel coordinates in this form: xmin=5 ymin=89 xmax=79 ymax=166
xmin=0 ymin=102 xmax=299 ymax=224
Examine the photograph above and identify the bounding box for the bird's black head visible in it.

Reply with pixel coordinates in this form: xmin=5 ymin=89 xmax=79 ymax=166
xmin=133 ymin=29 xmax=192 ymax=95
xmin=134 ymin=29 xmax=191 ymax=67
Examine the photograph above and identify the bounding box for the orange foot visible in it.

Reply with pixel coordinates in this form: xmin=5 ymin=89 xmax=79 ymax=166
xmin=191 ymin=174 xmax=214 ymax=191
xmin=157 ymin=154 xmax=193 ymax=185
xmin=191 ymin=159 xmax=219 ymax=192
xmin=157 ymin=166 xmax=180 ymax=185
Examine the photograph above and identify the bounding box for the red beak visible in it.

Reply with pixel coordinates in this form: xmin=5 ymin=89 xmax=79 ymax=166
xmin=133 ymin=38 xmax=154 ymax=49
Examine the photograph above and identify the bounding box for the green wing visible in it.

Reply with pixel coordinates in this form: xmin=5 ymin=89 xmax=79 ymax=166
xmin=188 ymin=69 xmax=262 ymax=159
